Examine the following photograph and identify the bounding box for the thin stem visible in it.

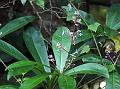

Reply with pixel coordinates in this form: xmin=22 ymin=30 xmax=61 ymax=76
xmin=0 ymin=58 xmax=21 ymax=84
xmin=51 ymin=76 xmax=58 ymax=89
xmin=29 ymin=0 xmax=42 ymax=30
xmin=0 ymin=0 xmax=16 ymax=8
xmin=78 ymin=76 xmax=101 ymax=89
xmin=77 ymin=74 xmax=86 ymax=87
xmin=114 ymin=53 xmax=120 ymax=65
xmin=50 ymin=0 xmax=52 ymax=39
xmin=90 ymin=31 xmax=102 ymax=58
xmin=69 ymin=1 xmax=103 ymax=61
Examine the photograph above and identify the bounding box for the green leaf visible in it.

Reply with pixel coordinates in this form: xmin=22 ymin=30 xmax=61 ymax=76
xmin=88 ymin=22 xmax=100 ymax=32
xmin=0 ymin=85 xmax=18 ymax=89
xmin=75 ymin=29 xmax=92 ymax=44
xmin=106 ymin=71 xmax=120 ymax=89
xmin=67 ymin=12 xmax=75 ymax=21
xmin=106 ymin=4 xmax=120 ymax=30
xmin=19 ymin=74 xmax=48 ymax=89
xmin=23 ymin=26 xmax=51 ymax=73
xmin=64 ymin=63 xmax=109 ymax=78
xmin=58 ymin=75 xmax=76 ymax=89
xmin=104 ymin=26 xmax=117 ymax=38
xmin=52 ymin=26 xmax=71 ymax=73
xmin=6 ymin=60 xmax=37 ymax=80
xmin=20 ymin=0 xmax=27 ymax=5
xmin=0 ymin=39 xmax=28 ymax=61
xmin=35 ymin=0 xmax=44 ymax=9
xmin=62 ymin=4 xmax=76 ymax=21
xmin=79 ymin=10 xmax=97 ymax=25
xmin=80 ymin=45 xmax=90 ymax=54
xmin=0 ymin=16 xmax=36 ymax=38
xmin=81 ymin=54 xmax=102 ymax=63
xmin=81 ymin=54 xmax=115 ymax=72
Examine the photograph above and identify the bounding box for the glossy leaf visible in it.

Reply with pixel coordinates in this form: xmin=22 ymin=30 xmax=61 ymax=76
xmin=106 ymin=71 xmax=120 ymax=89
xmin=106 ymin=4 xmax=120 ymax=30
xmin=0 ymin=16 xmax=36 ymax=38
xmin=6 ymin=60 xmax=37 ymax=80
xmin=81 ymin=54 xmax=115 ymax=72
xmin=35 ymin=0 xmax=44 ymax=9
xmin=58 ymin=75 xmax=76 ymax=89
xmin=64 ymin=63 xmax=109 ymax=78
xmin=0 ymin=85 xmax=18 ymax=89
xmin=19 ymin=74 xmax=48 ymax=89
xmin=52 ymin=26 xmax=71 ymax=73
xmin=23 ymin=26 xmax=51 ymax=73
xmin=0 ymin=39 xmax=28 ymax=61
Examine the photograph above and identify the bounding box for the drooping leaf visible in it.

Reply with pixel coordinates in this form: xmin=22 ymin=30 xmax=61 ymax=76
xmin=58 ymin=75 xmax=76 ymax=89
xmin=0 ymin=16 xmax=36 ymax=38
xmin=35 ymin=0 xmax=44 ymax=9
xmin=19 ymin=74 xmax=48 ymax=89
xmin=23 ymin=26 xmax=51 ymax=73
xmin=20 ymin=0 xmax=27 ymax=5
xmin=106 ymin=4 xmax=120 ymax=30
xmin=0 ymin=39 xmax=28 ymax=61
xmin=64 ymin=63 xmax=109 ymax=78
xmin=75 ymin=29 xmax=92 ymax=44
xmin=6 ymin=60 xmax=37 ymax=70
xmin=106 ymin=71 xmax=120 ymax=89
xmin=0 ymin=85 xmax=18 ymax=89
xmin=80 ymin=45 xmax=90 ymax=54
xmin=52 ymin=26 xmax=71 ymax=73
xmin=6 ymin=60 xmax=37 ymax=80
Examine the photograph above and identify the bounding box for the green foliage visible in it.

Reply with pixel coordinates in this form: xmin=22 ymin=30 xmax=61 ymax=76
xmin=19 ymin=74 xmax=49 ymax=89
xmin=0 ymin=16 xmax=36 ymax=38
xmin=23 ymin=26 xmax=51 ymax=73
xmin=52 ymin=26 xmax=71 ymax=73
xmin=75 ymin=29 xmax=92 ymax=44
xmin=106 ymin=71 xmax=120 ymax=89
xmin=58 ymin=75 xmax=76 ymax=89
xmin=0 ymin=40 xmax=29 ymax=61
xmin=1 ymin=2 xmax=120 ymax=89
xmin=106 ymin=4 xmax=120 ymax=30
xmin=64 ymin=63 xmax=109 ymax=78
xmin=6 ymin=60 xmax=37 ymax=80
xmin=35 ymin=0 xmax=44 ymax=9
xmin=80 ymin=45 xmax=90 ymax=54
xmin=0 ymin=85 xmax=18 ymax=89
xmin=104 ymin=26 xmax=118 ymax=38
xmin=88 ymin=22 xmax=100 ymax=32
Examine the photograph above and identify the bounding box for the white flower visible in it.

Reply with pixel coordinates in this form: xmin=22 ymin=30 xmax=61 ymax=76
xmin=100 ymin=81 xmax=106 ymax=89
xmin=56 ymin=42 xmax=61 ymax=49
